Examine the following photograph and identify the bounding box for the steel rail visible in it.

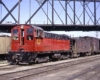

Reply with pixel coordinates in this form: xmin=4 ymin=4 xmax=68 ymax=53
xmin=0 ymin=65 xmax=19 ymax=71
xmin=68 ymin=62 xmax=100 ymax=80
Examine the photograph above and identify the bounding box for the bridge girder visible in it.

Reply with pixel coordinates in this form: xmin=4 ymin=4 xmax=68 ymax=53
xmin=0 ymin=0 xmax=100 ymax=31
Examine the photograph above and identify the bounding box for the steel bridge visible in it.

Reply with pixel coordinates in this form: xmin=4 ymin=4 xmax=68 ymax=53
xmin=0 ymin=0 xmax=100 ymax=32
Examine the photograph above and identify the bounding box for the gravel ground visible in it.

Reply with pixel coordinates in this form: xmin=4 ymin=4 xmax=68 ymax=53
xmin=21 ymin=57 xmax=100 ymax=80
xmin=0 ymin=60 xmax=7 ymax=64
xmin=0 ymin=55 xmax=98 ymax=75
xmin=0 ymin=55 xmax=100 ymax=80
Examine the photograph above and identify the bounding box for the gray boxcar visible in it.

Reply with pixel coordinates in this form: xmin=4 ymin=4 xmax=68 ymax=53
xmin=90 ymin=37 xmax=100 ymax=53
xmin=72 ymin=36 xmax=99 ymax=57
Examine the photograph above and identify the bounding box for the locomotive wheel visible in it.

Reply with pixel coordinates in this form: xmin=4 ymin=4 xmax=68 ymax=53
xmin=67 ymin=54 xmax=70 ymax=58
xmin=46 ymin=56 xmax=50 ymax=62
xmin=16 ymin=61 xmax=19 ymax=65
xmin=91 ymin=52 xmax=94 ymax=55
xmin=11 ymin=61 xmax=19 ymax=65
xmin=10 ymin=62 xmax=14 ymax=65
xmin=86 ymin=53 xmax=88 ymax=56
xmin=60 ymin=54 xmax=70 ymax=60
xmin=10 ymin=61 xmax=16 ymax=65
xmin=86 ymin=53 xmax=89 ymax=56
xmin=28 ymin=56 xmax=34 ymax=64
xmin=77 ymin=53 xmax=80 ymax=57
xmin=60 ymin=55 xmax=63 ymax=60
xmin=35 ymin=57 xmax=39 ymax=63
xmin=35 ymin=56 xmax=50 ymax=63
xmin=88 ymin=53 xmax=91 ymax=56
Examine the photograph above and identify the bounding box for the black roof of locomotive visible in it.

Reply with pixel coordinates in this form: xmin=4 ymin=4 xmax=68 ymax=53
xmin=44 ymin=32 xmax=70 ymax=40
xmin=31 ymin=25 xmax=70 ymax=40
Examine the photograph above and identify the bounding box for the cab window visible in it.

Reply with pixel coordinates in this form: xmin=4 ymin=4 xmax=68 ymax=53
xmin=36 ymin=30 xmax=44 ymax=38
xmin=12 ymin=29 xmax=18 ymax=34
xmin=12 ymin=29 xmax=18 ymax=40
xmin=27 ymin=28 xmax=33 ymax=35
xmin=36 ymin=30 xmax=40 ymax=37
xmin=27 ymin=28 xmax=33 ymax=40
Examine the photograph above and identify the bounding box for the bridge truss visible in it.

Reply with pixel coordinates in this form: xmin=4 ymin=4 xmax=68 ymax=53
xmin=0 ymin=0 xmax=100 ymax=31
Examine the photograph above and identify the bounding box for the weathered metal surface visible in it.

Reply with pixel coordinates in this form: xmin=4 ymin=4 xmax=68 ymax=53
xmin=91 ymin=37 xmax=100 ymax=52
xmin=73 ymin=37 xmax=91 ymax=53
xmin=0 ymin=36 xmax=11 ymax=54
xmin=73 ymin=36 xmax=100 ymax=54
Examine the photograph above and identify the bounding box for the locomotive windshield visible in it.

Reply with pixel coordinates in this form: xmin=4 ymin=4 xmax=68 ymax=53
xmin=12 ymin=29 xmax=18 ymax=40
xmin=12 ymin=29 xmax=18 ymax=34
xmin=27 ymin=28 xmax=33 ymax=40
xmin=27 ymin=28 xmax=33 ymax=35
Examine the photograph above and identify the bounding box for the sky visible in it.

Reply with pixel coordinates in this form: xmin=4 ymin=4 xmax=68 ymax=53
xmin=0 ymin=0 xmax=100 ymax=37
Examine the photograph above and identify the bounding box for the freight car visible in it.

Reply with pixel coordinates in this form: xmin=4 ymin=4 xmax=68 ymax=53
xmin=72 ymin=36 xmax=100 ymax=57
xmin=0 ymin=35 xmax=11 ymax=59
xmin=7 ymin=25 xmax=100 ymax=64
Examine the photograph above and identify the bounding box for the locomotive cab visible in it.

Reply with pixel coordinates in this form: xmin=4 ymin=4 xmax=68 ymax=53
xmin=11 ymin=25 xmax=34 ymax=51
xmin=11 ymin=25 xmax=44 ymax=51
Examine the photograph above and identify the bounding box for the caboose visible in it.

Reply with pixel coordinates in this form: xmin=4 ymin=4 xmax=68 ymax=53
xmin=8 ymin=25 xmax=71 ymax=64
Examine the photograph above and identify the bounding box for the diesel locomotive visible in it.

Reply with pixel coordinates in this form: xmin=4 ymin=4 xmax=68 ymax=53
xmin=8 ymin=25 xmax=100 ymax=64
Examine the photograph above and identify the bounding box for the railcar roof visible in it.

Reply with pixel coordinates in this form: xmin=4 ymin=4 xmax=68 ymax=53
xmin=72 ymin=36 xmax=100 ymax=40
xmin=45 ymin=31 xmax=69 ymax=36
xmin=13 ymin=25 xmax=44 ymax=31
xmin=44 ymin=32 xmax=70 ymax=39
xmin=0 ymin=35 xmax=10 ymax=37
xmin=45 ymin=32 xmax=69 ymax=37
xmin=83 ymin=36 xmax=100 ymax=39
xmin=31 ymin=25 xmax=44 ymax=31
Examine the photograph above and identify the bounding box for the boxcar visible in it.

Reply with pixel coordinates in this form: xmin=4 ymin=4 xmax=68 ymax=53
xmin=89 ymin=37 xmax=100 ymax=54
xmin=0 ymin=35 xmax=11 ymax=59
xmin=72 ymin=37 xmax=92 ymax=57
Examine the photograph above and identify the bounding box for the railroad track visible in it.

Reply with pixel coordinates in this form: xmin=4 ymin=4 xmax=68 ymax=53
xmin=0 ymin=64 xmax=9 ymax=67
xmin=68 ymin=62 xmax=100 ymax=80
xmin=0 ymin=55 xmax=100 ymax=80
xmin=0 ymin=65 xmax=19 ymax=71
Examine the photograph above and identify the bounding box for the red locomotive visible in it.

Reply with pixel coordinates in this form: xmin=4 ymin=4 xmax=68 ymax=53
xmin=8 ymin=25 xmax=71 ymax=64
